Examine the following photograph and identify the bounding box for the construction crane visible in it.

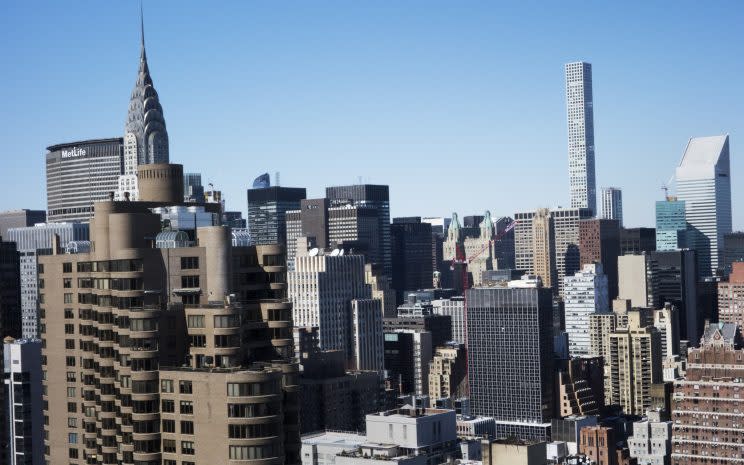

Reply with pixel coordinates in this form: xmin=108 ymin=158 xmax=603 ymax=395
xmin=661 ymin=173 xmax=675 ymax=200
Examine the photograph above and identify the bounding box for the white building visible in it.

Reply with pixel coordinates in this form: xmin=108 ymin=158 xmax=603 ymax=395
xmin=289 ymin=251 xmax=384 ymax=371
xmin=302 ymin=408 xmax=458 ymax=465
xmin=675 ymin=135 xmax=732 ymax=276
xmin=456 ymin=415 xmax=495 ymax=438
xmin=627 ymin=411 xmax=672 ymax=465
xmin=431 ymin=297 xmax=465 ymax=345
xmin=3 ymin=338 xmax=44 ymax=465
xmin=7 ymin=223 xmax=89 ymax=338
xmin=565 ymin=61 xmax=597 ymax=213
xmin=600 ymin=187 xmax=623 ymax=226
xmin=564 ymin=263 xmax=609 ymax=356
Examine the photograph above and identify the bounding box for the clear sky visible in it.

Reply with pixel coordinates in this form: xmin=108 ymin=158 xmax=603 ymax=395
xmin=1 ymin=1 xmax=742 ymax=228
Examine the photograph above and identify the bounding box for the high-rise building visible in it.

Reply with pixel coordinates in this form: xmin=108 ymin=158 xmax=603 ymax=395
xmin=289 ymin=252 xmax=383 ymax=371
xmin=431 ymin=297 xmax=466 ymax=345
xmin=40 ymin=188 xmax=301 ymax=464
xmin=579 ymin=218 xmax=620 ymax=299
xmin=515 ymin=207 xmax=593 ymax=295
xmin=620 ymin=227 xmax=656 ymax=255
xmin=117 ymin=17 xmax=170 ymax=201
xmin=3 ymin=338 xmax=44 ymax=465
xmin=285 ymin=198 xmax=329 ymax=271
xmin=532 ymin=208 xmax=557 ymax=291
xmin=722 ymin=232 xmax=744 ymax=278
xmin=607 ymin=312 xmax=663 ymax=415
xmin=383 ymin=329 xmax=432 ymax=396
xmin=564 ymin=263 xmax=610 ymax=356
xmin=672 ymin=322 xmax=744 ymax=464
xmin=326 ymin=185 xmax=391 ymax=277
xmin=565 ymin=61 xmax=597 ymax=213
xmin=555 ymin=357 xmax=604 ymax=418
xmin=183 ymin=172 xmax=204 ymax=202
xmin=600 ymin=187 xmax=623 ymax=226
xmin=428 ymin=342 xmax=467 ymax=401
xmin=0 ymin=210 xmax=46 ymax=239
xmin=618 ymin=254 xmax=656 ymax=308
xmin=718 ymin=262 xmax=744 ymax=329
xmin=627 ymin=410 xmax=672 ymax=465
xmin=247 ymin=186 xmax=306 ymax=246
xmin=391 ymin=217 xmax=433 ymax=303
xmin=422 ymin=217 xmax=449 ymax=286
xmin=467 ymin=285 xmax=554 ymax=440
xmin=7 ymin=223 xmax=89 ymax=338
xmin=494 ymin=216 xmax=516 ymax=270
xmin=656 ymin=198 xmax=687 ymax=251
xmin=45 ymin=138 xmax=123 ymax=222
xmin=365 ymin=264 xmax=397 ymax=318
xmin=651 ymin=250 xmax=701 ymax=344
xmin=0 ymin=237 xmax=21 ymax=339
xmin=675 ymin=135 xmax=732 ymax=276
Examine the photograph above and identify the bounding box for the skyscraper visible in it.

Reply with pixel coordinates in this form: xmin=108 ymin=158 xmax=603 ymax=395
xmin=391 ymin=217 xmax=433 ymax=304
xmin=565 ymin=62 xmax=597 ymax=213
xmin=0 ymin=237 xmax=21 ymax=339
xmin=656 ymin=198 xmax=687 ymax=251
xmin=579 ymin=218 xmax=620 ymax=300
xmin=0 ymin=210 xmax=46 ymax=239
xmin=288 ymin=251 xmax=384 ymax=371
xmin=183 ymin=172 xmax=204 ymax=202
xmin=672 ymin=322 xmax=744 ymax=464
xmin=600 ymin=187 xmax=623 ymax=226
xmin=722 ymin=232 xmax=744 ymax=278
xmin=675 ymin=135 xmax=732 ymax=276
xmin=40 ymin=192 xmax=301 ymax=464
xmin=467 ymin=285 xmax=554 ymax=441
xmin=326 ymin=185 xmax=391 ymax=277
xmin=45 ymin=138 xmax=124 ymax=222
xmin=564 ymin=263 xmax=609 ymax=356
xmin=7 ymin=223 xmax=89 ymax=338
xmin=246 ymin=186 xmax=306 ymax=245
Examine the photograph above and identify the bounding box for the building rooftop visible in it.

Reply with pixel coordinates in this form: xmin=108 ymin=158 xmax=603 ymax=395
xmin=301 ymin=431 xmax=367 ymax=447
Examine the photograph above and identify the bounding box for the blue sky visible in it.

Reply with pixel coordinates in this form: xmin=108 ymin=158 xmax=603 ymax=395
xmin=1 ymin=1 xmax=742 ymax=228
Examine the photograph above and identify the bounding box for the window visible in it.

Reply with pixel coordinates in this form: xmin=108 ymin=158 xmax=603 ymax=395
xmin=189 ymin=335 xmax=206 ymax=347
xmin=67 ymin=417 xmax=77 ymax=428
xmin=67 ymin=402 xmax=77 ymax=413
xmin=229 ymin=445 xmax=275 ymax=460
xmin=65 ymin=339 xmax=75 ymax=350
xmin=181 ymin=275 xmax=200 ymax=288
xmin=64 ymin=324 xmax=74 ymax=335
xmin=227 ymin=382 xmax=273 ymax=397
xmin=66 ymin=372 xmax=76 ymax=382
xmin=181 ymin=257 xmax=199 ymax=269
xmin=38 ymin=278 xmax=45 ymax=289
xmin=129 ymin=318 xmax=157 ymax=331
xmin=181 ymin=441 xmax=195 ymax=455
xmin=63 ymin=293 xmax=73 ymax=304
xmin=63 ymin=262 xmax=72 ymax=273
xmin=68 ymin=433 xmax=78 ymax=444
xmin=161 ymin=399 xmax=175 ymax=413
xmin=68 ymin=448 xmax=78 ymax=459
xmin=180 ymin=420 xmax=194 ymax=435
xmin=187 ymin=315 xmax=205 ymax=328
xmin=38 ymin=294 xmax=44 ymax=304
xmin=161 ymin=379 xmax=174 ymax=393
xmin=162 ymin=419 xmax=175 ymax=433
xmin=37 ymin=263 xmax=44 ymax=274
xmin=162 ymin=439 xmax=176 ymax=453
xmin=214 ymin=315 xmax=240 ymax=328
xmin=180 ymin=400 xmax=193 ymax=415
xmin=66 ymin=356 xmax=76 ymax=367
xmin=63 ymin=278 xmax=72 ymax=288
xmin=179 ymin=380 xmax=193 ymax=394
xmin=67 ymin=387 xmax=76 ymax=398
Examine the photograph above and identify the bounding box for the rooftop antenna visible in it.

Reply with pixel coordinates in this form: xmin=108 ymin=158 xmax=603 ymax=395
xmin=357 ymin=176 xmax=362 ymax=185
xmin=275 ymin=171 xmax=280 ymax=187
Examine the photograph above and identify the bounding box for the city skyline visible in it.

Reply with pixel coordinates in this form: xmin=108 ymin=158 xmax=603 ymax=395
xmin=1 ymin=1 xmax=742 ymax=228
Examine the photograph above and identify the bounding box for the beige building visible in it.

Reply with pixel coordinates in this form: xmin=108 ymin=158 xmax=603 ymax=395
xmin=481 ymin=438 xmax=547 ymax=465
xmin=463 ymin=211 xmax=498 ymax=286
xmin=428 ymin=343 xmax=467 ymax=401
xmin=40 ymin=165 xmax=300 ymax=465
xmin=531 ymin=208 xmax=556 ymax=291
xmin=618 ymin=254 xmax=654 ymax=307
xmin=607 ymin=312 xmax=662 ymax=415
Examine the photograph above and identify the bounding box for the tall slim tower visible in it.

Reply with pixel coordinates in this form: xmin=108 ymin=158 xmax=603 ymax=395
xmin=118 ymin=11 xmax=170 ymax=200
xmin=600 ymin=187 xmax=623 ymax=225
xmin=675 ymin=135 xmax=732 ymax=276
xmin=565 ymin=62 xmax=597 ymax=214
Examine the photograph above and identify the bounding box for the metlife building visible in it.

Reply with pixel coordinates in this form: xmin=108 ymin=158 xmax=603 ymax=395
xmin=46 ymin=138 xmax=123 ymax=222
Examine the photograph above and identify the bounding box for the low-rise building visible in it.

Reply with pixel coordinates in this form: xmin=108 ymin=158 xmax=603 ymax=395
xmin=481 ymin=438 xmax=547 ymax=465
xmin=627 ymin=410 xmax=671 ymax=465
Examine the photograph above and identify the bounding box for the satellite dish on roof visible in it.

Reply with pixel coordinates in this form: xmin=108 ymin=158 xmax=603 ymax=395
xmin=330 ymin=249 xmax=340 ymax=257
xmin=308 ymin=248 xmax=319 ymax=257
xmin=338 ymin=249 xmax=345 ymax=256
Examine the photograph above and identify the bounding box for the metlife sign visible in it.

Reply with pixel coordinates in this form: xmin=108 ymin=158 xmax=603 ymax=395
xmin=61 ymin=147 xmax=86 ymax=159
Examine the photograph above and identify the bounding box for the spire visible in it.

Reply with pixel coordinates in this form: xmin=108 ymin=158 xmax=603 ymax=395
xmin=139 ymin=2 xmax=146 ymax=61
